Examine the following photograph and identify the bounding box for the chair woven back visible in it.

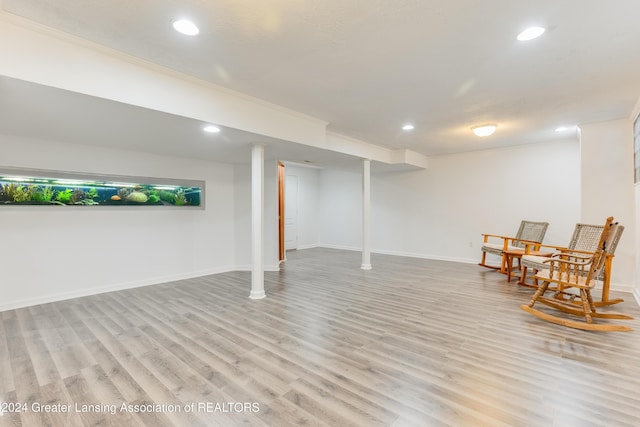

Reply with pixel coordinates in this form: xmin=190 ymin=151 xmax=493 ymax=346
xmin=568 ymin=223 xmax=604 ymax=252
xmin=587 ymin=220 xmax=619 ymax=282
xmin=513 ymin=220 xmax=549 ymax=248
xmin=607 ymin=224 xmax=624 ymax=255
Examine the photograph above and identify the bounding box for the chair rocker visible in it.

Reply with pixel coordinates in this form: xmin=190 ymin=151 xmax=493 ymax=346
xmin=520 ymin=217 xmax=633 ymax=332
xmin=479 ymin=220 xmax=549 ymax=273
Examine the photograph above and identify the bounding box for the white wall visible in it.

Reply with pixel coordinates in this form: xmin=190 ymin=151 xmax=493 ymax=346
xmin=580 ymin=119 xmax=636 ymax=290
xmin=318 ymin=168 xmax=363 ymax=250
xmin=284 ymin=164 xmax=321 ymax=250
xmin=0 ymin=135 xmax=236 ymax=311
xmin=318 ymin=140 xmax=582 ymax=264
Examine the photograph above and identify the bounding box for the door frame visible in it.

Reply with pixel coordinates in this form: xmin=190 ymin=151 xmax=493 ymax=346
xmin=277 ymin=161 xmax=285 ymax=262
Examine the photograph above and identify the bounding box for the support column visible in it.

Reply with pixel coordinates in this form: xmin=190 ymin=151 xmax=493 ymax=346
xmin=250 ymin=144 xmax=266 ymax=299
xmin=361 ymin=158 xmax=372 ymax=270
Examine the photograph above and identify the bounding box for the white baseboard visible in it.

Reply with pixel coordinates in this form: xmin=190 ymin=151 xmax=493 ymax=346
xmin=370 ymin=248 xmax=478 ymax=265
xmin=4 ymin=246 xmax=635 ymax=312
xmin=233 ymin=264 xmax=281 ymax=272
xmin=296 ymin=243 xmax=319 ymax=250
xmin=595 ymin=281 xmax=635 ymax=294
xmin=0 ymin=266 xmax=237 ymax=312
xmin=315 ymin=244 xmax=477 ymax=264
xmin=316 ymin=243 xmax=361 ymax=252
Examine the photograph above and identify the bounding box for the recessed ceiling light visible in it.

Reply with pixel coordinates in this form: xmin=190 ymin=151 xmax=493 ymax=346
xmin=203 ymin=125 xmax=221 ymax=133
xmin=554 ymin=126 xmax=570 ymax=132
xmin=472 ymin=124 xmax=497 ymax=137
xmin=173 ymin=19 xmax=199 ymax=36
xmin=517 ymin=26 xmax=546 ymax=41
xmin=402 ymin=124 xmax=415 ymax=131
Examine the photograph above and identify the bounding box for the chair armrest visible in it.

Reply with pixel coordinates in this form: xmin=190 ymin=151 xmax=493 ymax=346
xmin=543 ymin=255 xmax=592 ymax=265
xmin=533 ymin=243 xmax=569 ymax=252
xmin=481 ymin=233 xmax=515 ymax=241
xmin=512 ymin=238 xmax=544 ymax=253
xmin=481 ymin=234 xmax=519 ymax=250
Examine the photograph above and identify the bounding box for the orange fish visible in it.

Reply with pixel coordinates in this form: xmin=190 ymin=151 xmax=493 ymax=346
xmin=111 ymin=195 xmax=121 ymax=201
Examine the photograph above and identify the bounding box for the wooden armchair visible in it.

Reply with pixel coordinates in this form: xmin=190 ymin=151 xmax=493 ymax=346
xmin=479 ymin=220 xmax=549 ymax=273
xmin=520 ymin=217 xmax=633 ymax=332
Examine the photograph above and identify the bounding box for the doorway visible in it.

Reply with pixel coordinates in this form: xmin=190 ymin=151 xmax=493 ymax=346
xmin=277 ymin=162 xmax=299 ymax=262
xmin=284 ymin=174 xmax=299 ymax=251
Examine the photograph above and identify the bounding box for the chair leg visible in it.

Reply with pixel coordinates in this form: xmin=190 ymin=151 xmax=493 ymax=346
xmin=580 ymin=289 xmax=593 ymax=324
xmin=518 ymin=266 xmax=528 ymax=285
xmin=585 ymin=289 xmax=598 ymax=313
xmin=478 ymin=251 xmax=500 ymax=269
xmin=525 ymin=281 xmax=550 ymax=308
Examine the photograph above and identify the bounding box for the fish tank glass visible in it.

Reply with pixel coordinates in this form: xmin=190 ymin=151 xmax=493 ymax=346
xmin=0 ymin=168 xmax=203 ymax=207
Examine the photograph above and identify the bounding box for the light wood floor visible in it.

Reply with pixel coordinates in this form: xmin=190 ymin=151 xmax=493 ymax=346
xmin=2 ymin=248 xmax=640 ymax=427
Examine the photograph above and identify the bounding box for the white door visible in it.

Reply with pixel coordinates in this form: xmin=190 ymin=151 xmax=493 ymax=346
xmin=284 ymin=175 xmax=298 ymax=250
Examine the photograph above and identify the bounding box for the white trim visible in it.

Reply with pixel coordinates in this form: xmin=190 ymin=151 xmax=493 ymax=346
xmin=591 ymin=281 xmax=636 ymax=294
xmin=0 ymin=263 xmax=283 ymax=312
xmin=318 ymin=243 xmax=362 ymax=252
xmin=2 ymin=250 xmax=633 ymax=312
xmin=370 ymin=248 xmax=477 ymax=264
xmin=316 ymin=244 xmax=478 ymax=264
xmin=296 ymin=244 xmax=319 ymax=250
xmin=234 ymin=264 xmax=281 ymax=272
xmin=0 ymin=266 xmax=236 ymax=312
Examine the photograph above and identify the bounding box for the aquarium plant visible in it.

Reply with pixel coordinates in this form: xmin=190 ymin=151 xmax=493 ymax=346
xmin=29 ymin=186 xmax=55 ymax=204
xmin=56 ymin=189 xmax=73 ymax=204
xmin=87 ymin=187 xmax=99 ymax=200
xmin=158 ymin=190 xmax=174 ymax=204
xmin=12 ymin=185 xmax=32 ymax=203
xmin=173 ymin=189 xmax=188 ymax=206
xmin=1 ymin=183 xmax=18 ymax=202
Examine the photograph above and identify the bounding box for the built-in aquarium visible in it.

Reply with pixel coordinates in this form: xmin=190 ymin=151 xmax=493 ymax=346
xmin=0 ymin=168 xmax=203 ymax=207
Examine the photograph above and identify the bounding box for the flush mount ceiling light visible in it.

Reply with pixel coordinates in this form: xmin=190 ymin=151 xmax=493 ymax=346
xmin=517 ymin=26 xmax=546 ymax=41
xmin=555 ymin=126 xmax=570 ymax=132
xmin=402 ymin=124 xmax=415 ymax=131
xmin=203 ymin=125 xmax=221 ymax=133
xmin=472 ymin=124 xmax=497 ymax=137
xmin=173 ymin=19 xmax=199 ymax=36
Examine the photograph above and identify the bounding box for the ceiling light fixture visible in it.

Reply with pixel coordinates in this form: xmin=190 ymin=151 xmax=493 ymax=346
xmin=203 ymin=125 xmax=221 ymax=133
xmin=402 ymin=124 xmax=415 ymax=131
xmin=173 ymin=19 xmax=200 ymax=36
xmin=472 ymin=124 xmax=497 ymax=137
xmin=517 ymin=26 xmax=546 ymax=41
xmin=554 ymin=126 xmax=570 ymax=132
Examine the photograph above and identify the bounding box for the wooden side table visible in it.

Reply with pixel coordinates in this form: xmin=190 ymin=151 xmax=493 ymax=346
xmin=503 ymin=249 xmax=553 ymax=283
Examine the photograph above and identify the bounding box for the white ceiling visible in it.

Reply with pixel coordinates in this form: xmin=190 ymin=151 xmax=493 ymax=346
xmin=2 ymin=0 xmax=640 ymax=161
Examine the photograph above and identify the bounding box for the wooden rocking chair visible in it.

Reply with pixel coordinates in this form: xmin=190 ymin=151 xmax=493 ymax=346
xmin=518 ymin=222 xmax=625 ymax=306
xmin=520 ymin=217 xmax=633 ymax=332
xmin=479 ymin=220 xmax=549 ymax=272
